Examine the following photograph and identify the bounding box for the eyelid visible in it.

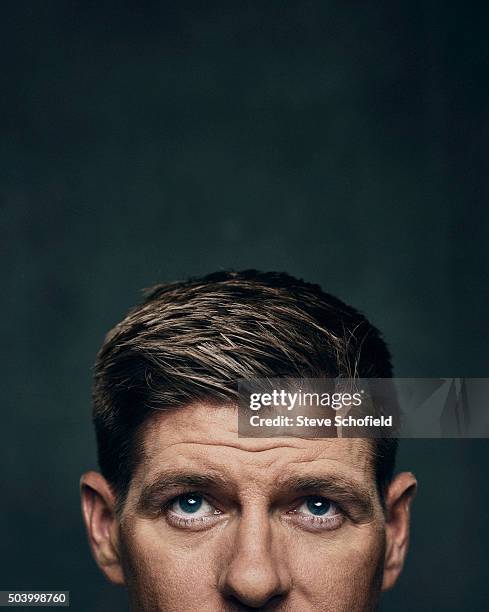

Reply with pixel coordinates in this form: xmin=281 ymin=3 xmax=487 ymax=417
xmin=160 ymin=490 xmax=205 ymax=507
xmin=292 ymin=495 xmax=338 ymax=511
xmin=171 ymin=492 xmax=210 ymax=508
xmin=286 ymin=494 xmax=343 ymax=514
xmin=291 ymin=491 xmax=371 ymax=523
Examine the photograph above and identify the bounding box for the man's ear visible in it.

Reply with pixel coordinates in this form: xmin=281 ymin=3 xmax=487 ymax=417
xmin=80 ymin=471 xmax=125 ymax=585
xmin=382 ymin=471 xmax=417 ymax=591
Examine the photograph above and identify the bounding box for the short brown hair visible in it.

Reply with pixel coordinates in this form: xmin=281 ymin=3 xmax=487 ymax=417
xmin=92 ymin=270 xmax=397 ymax=502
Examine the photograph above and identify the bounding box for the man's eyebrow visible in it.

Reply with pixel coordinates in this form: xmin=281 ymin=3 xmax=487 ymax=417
xmin=137 ymin=470 xmax=230 ymax=516
xmin=276 ymin=475 xmax=374 ymax=521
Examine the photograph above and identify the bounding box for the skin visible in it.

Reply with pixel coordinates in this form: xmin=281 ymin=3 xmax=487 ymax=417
xmin=81 ymin=403 xmax=416 ymax=611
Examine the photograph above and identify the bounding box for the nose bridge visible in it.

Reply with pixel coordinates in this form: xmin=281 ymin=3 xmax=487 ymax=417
xmin=220 ymin=501 xmax=290 ymax=606
xmin=238 ymin=503 xmax=272 ymax=556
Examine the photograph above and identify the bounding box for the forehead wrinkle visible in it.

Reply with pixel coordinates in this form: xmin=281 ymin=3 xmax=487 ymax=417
xmin=286 ymin=445 xmax=374 ymax=470
xmin=148 ymin=439 xmax=304 ymax=453
xmin=141 ymin=437 xmax=375 ymax=482
xmin=139 ymin=444 xmax=374 ymax=493
xmin=144 ymin=432 xmax=374 ymax=457
xmin=143 ymin=404 xmax=375 ymax=462
xmin=148 ymin=443 xmax=300 ymax=482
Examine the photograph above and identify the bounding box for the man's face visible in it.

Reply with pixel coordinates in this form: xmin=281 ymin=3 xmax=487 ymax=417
xmin=115 ymin=403 xmax=391 ymax=611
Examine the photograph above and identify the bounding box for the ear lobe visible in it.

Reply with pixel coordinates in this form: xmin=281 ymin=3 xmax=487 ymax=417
xmin=80 ymin=471 xmax=125 ymax=585
xmin=382 ymin=471 xmax=417 ymax=591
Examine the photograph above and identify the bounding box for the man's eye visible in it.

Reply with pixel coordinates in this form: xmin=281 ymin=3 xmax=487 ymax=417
xmin=299 ymin=496 xmax=336 ymax=517
xmin=165 ymin=493 xmax=223 ymax=530
xmin=171 ymin=493 xmax=213 ymax=516
xmin=285 ymin=496 xmax=344 ymax=532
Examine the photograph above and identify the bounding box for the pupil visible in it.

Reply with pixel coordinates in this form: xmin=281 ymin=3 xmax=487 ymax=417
xmin=306 ymin=497 xmax=330 ymax=516
xmin=178 ymin=494 xmax=202 ymax=513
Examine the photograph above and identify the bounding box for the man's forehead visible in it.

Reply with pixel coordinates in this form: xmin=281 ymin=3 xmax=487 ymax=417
xmin=138 ymin=402 xmax=375 ymax=483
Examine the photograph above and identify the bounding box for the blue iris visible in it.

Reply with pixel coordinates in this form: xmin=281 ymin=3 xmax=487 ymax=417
xmin=178 ymin=494 xmax=203 ymax=514
xmin=306 ymin=496 xmax=331 ymax=516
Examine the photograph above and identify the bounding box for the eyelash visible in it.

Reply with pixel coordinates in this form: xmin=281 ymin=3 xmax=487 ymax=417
xmin=166 ymin=513 xmax=221 ymax=530
xmin=162 ymin=493 xmax=345 ymax=532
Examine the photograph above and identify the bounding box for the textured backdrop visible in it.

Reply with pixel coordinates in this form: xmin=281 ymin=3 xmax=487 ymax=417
xmin=1 ymin=2 xmax=488 ymax=610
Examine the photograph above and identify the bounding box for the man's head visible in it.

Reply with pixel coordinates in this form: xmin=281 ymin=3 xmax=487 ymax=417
xmin=81 ymin=270 xmax=416 ymax=611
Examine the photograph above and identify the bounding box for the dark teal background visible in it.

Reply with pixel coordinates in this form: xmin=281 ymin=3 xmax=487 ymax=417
xmin=1 ymin=2 xmax=488 ymax=610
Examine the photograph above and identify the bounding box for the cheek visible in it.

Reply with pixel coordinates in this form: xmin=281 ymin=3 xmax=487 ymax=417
xmin=286 ymin=525 xmax=385 ymax=611
xmin=120 ymin=520 xmax=224 ymax=611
